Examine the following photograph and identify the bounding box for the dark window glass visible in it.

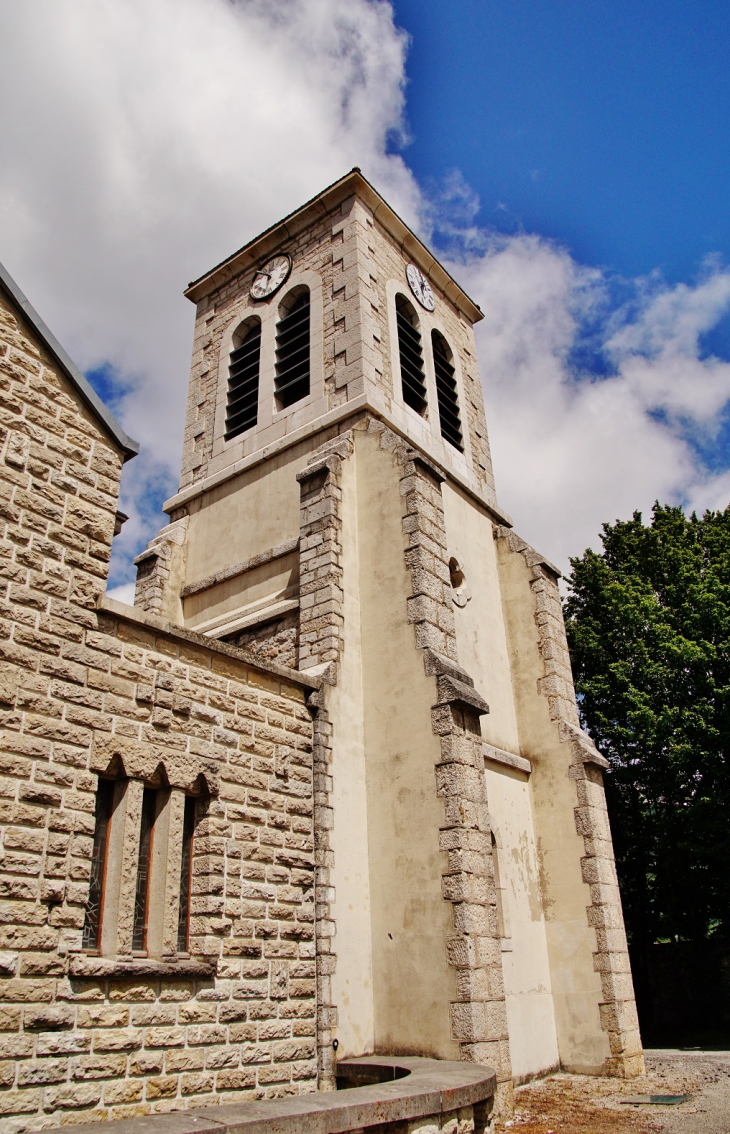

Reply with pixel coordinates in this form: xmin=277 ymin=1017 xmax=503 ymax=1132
xmin=225 ymin=321 xmax=261 ymax=440
xmin=396 ymin=296 xmax=427 ymax=414
xmin=82 ymin=779 xmax=114 ymax=951
xmin=432 ymin=332 xmax=463 ymax=451
xmin=177 ymin=796 xmax=196 ymax=953
xmin=275 ymin=292 xmax=310 ymax=408
xmin=132 ymin=788 xmax=157 ymax=953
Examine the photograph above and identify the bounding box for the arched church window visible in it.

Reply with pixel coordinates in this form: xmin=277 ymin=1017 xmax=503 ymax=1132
xmin=225 ymin=318 xmax=261 ymax=440
xmin=396 ymin=294 xmax=428 ymax=415
xmin=275 ymin=288 xmax=310 ymax=408
xmin=82 ymin=774 xmax=203 ymax=959
xmin=432 ymin=331 xmax=463 ymax=451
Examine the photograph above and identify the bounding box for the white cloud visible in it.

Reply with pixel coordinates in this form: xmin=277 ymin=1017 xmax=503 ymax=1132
xmin=455 ymin=239 xmax=730 ymax=570
xmin=2 ymin=0 xmax=730 ymax=587
xmin=105 ymin=582 xmax=136 ymax=606
xmin=0 ymin=0 xmax=416 ymax=583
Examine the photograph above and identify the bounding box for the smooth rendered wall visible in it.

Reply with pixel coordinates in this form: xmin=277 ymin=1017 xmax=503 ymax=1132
xmin=441 ymin=482 xmax=519 ymax=753
xmin=180 ymin=436 xmax=319 ymax=593
xmin=356 ymin=428 xmax=459 ymax=1059
xmin=442 ymin=481 xmax=559 ymax=1079
xmin=484 ymin=763 xmax=559 ymax=1081
xmin=328 ymin=452 xmax=375 ymax=1057
xmin=496 ymin=538 xmax=611 ymax=1073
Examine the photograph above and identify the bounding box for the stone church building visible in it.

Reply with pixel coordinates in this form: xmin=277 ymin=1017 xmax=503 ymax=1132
xmin=0 ymin=171 xmax=641 ymax=1131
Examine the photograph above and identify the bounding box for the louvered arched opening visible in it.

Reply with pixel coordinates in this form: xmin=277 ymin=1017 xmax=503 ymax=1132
xmin=275 ymin=289 xmax=310 ymax=409
xmin=396 ymin=295 xmax=427 ymax=415
xmin=225 ymin=319 xmax=261 ymax=440
xmin=432 ymin=331 xmax=463 ymax=451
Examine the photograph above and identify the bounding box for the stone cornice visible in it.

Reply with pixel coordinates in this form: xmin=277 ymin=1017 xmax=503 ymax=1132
xmin=163 ymin=400 xmax=513 ymax=529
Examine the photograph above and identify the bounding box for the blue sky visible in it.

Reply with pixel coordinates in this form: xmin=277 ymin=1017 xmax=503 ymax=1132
xmin=3 ymin=0 xmax=730 ymax=592
xmin=395 ymin=1 xmax=730 ymax=285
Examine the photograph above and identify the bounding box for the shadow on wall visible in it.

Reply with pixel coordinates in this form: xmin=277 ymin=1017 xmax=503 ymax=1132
xmin=630 ymin=939 xmax=730 ymax=1049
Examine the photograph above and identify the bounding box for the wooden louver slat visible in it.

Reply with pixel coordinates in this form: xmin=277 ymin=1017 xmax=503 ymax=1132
xmin=396 ymin=299 xmax=427 ymax=414
xmin=275 ymin=293 xmax=310 ymax=407
xmin=225 ymin=322 xmax=261 ymax=440
xmin=432 ymin=332 xmax=463 ymax=451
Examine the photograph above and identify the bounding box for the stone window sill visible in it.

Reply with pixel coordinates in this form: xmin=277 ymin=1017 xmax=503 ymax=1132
xmin=69 ymin=955 xmax=216 ymax=979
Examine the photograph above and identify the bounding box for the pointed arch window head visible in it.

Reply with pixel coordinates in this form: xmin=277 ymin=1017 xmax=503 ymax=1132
xmin=226 ymin=318 xmax=261 ymax=440
xmin=396 ymin=294 xmax=428 ymax=415
xmin=275 ymin=288 xmax=310 ymax=408
xmin=432 ymin=331 xmax=463 ymax=451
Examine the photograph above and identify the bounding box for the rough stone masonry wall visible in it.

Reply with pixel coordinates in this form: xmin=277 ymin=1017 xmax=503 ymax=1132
xmin=0 ymin=287 xmax=122 ymax=617
xmin=494 ymin=527 xmax=644 ymax=1078
xmin=0 ymin=599 xmax=318 ymax=1132
xmin=0 ymin=289 xmax=320 ymax=1128
xmin=226 ymin=610 xmax=300 ymax=671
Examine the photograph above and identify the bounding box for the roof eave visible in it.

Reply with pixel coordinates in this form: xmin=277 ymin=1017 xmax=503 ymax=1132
xmin=0 ymin=262 xmax=139 ymax=462
xmin=183 ymin=169 xmax=484 ymax=325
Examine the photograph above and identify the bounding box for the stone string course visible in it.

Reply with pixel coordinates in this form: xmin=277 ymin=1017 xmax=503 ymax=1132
xmin=0 ymin=287 xmax=323 ymax=1130
xmin=494 ymin=527 xmax=644 ymax=1077
xmin=181 ymin=540 xmax=300 ymax=602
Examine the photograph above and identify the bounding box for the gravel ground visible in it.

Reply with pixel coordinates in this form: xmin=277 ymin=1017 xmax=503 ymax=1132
xmin=494 ymin=1051 xmax=730 ymax=1134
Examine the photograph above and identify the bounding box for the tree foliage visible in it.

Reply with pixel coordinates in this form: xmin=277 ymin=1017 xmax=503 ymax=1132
xmin=564 ymin=504 xmax=730 ymax=946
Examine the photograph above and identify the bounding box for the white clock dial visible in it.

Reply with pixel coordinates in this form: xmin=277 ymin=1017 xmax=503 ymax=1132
xmin=250 ymin=254 xmax=292 ymax=300
xmin=406 ymin=263 xmax=435 ymax=311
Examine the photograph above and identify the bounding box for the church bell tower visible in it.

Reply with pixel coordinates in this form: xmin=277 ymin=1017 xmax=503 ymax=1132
xmin=134 ymin=170 xmax=643 ymax=1105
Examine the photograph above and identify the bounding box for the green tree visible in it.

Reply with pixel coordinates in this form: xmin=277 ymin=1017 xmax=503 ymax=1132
xmin=564 ymin=503 xmax=730 ymax=948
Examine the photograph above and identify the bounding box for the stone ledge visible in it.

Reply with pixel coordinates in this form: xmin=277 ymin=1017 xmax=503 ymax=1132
xmin=133 ymin=545 xmax=161 ymax=567
xmin=437 ymin=673 xmax=490 ymax=716
xmin=42 ymin=1056 xmax=496 ymax=1134
xmin=98 ymin=595 xmax=320 ymax=695
xmin=192 ymin=597 xmax=300 ymax=641
xmin=163 ymin=402 xmax=513 ymax=530
xmin=296 ymin=454 xmax=342 ymax=482
xmin=422 ymin=648 xmax=475 ymax=687
xmin=69 ymin=956 xmax=216 ymax=980
xmin=180 ymin=538 xmax=300 ymax=599
xmin=560 ymin=721 xmax=611 ymax=771
xmin=482 ymin=744 xmax=532 ymax=776
xmin=411 ymin=452 xmax=445 ymax=483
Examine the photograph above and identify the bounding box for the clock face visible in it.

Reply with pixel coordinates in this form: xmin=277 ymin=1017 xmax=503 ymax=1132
xmin=406 ymin=263 xmax=435 ymax=311
xmin=250 ymin=254 xmax=292 ymax=300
